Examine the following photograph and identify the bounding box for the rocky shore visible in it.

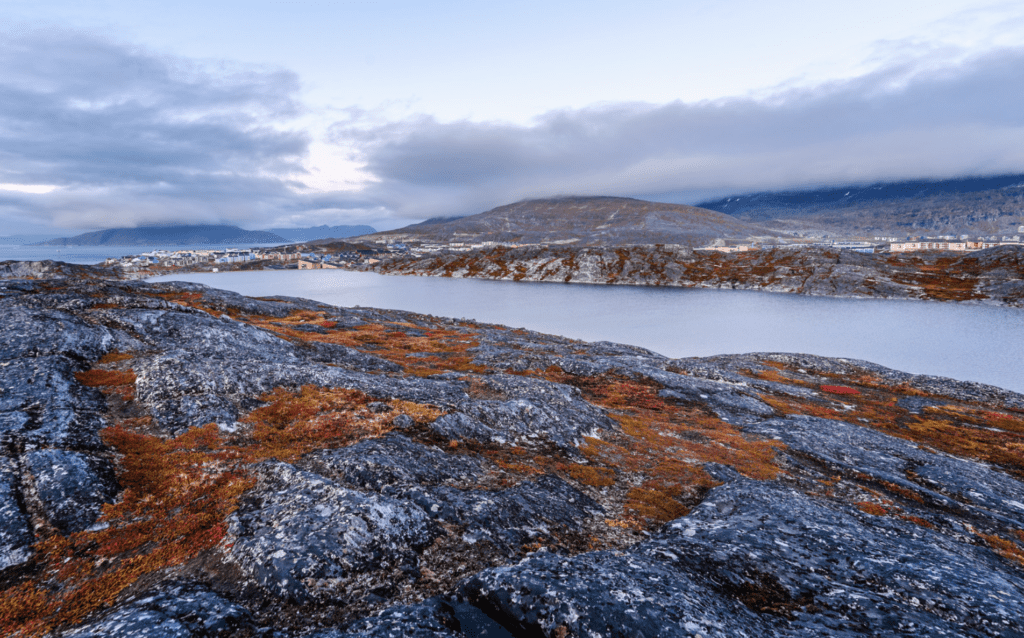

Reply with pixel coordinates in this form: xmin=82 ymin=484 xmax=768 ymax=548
xmin=1 ymin=275 xmax=1023 ymax=637
xmin=0 ymin=260 xmax=121 ymax=281
xmin=370 ymin=244 xmax=1024 ymax=307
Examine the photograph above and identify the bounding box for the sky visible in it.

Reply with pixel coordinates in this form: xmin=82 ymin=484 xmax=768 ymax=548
xmin=1 ymin=0 xmax=1023 ymax=234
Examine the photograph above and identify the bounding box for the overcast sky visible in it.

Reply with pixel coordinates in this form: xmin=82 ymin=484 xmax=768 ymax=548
xmin=2 ymin=0 xmax=1023 ymax=233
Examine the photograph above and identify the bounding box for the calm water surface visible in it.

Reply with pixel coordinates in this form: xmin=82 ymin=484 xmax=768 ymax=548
xmin=149 ymin=270 xmax=1024 ymax=394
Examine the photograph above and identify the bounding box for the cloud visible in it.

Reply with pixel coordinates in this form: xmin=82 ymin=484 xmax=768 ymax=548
xmin=0 ymin=30 xmax=380 ymax=231
xmin=331 ymin=46 xmax=1024 ymax=218
xmin=6 ymin=29 xmax=1024 ymax=233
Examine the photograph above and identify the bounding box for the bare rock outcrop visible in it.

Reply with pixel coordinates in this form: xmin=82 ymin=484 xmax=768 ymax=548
xmin=372 ymin=244 xmax=1024 ymax=307
xmin=0 ymin=276 xmax=1022 ymax=637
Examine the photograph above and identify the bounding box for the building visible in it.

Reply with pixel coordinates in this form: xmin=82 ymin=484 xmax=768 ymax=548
xmin=695 ymin=245 xmax=755 ymax=253
xmin=297 ymin=259 xmax=340 ymax=270
xmin=889 ymin=240 xmax=1006 ymax=253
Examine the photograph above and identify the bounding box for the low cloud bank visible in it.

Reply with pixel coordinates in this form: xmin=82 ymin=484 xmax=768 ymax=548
xmin=2 ymin=30 xmax=1023 ymax=232
xmin=334 ymin=47 xmax=1024 ymax=218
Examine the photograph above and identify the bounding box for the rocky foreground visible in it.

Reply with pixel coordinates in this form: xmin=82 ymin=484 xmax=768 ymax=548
xmin=371 ymin=244 xmax=1024 ymax=307
xmin=1 ymin=277 xmax=1023 ymax=637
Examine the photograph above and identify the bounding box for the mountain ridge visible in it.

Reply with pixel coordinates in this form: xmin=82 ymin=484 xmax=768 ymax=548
xmin=266 ymin=225 xmax=377 ymax=242
xmin=361 ymin=196 xmax=778 ymax=246
xmin=39 ymin=224 xmax=287 ymax=246
xmin=697 ymin=173 xmax=1024 ymax=237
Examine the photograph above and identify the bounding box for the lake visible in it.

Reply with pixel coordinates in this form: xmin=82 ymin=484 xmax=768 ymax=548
xmin=148 ymin=270 xmax=1024 ymax=394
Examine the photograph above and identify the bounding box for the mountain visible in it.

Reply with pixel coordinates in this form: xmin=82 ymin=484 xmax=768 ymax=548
xmin=266 ymin=225 xmax=377 ymax=242
xmin=38 ymin=224 xmax=287 ymax=246
xmin=364 ymin=196 xmax=778 ymax=246
xmin=698 ymin=174 xmax=1024 ymax=238
xmin=0 ymin=234 xmax=62 ymax=245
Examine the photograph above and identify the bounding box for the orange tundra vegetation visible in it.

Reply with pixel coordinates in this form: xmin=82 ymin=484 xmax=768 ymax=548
xmin=240 ymin=385 xmax=441 ymax=462
xmin=821 ymin=385 xmax=860 ymax=395
xmin=0 ymin=385 xmax=442 ymax=637
xmin=246 ymin=310 xmax=487 ymax=377
xmin=536 ymin=366 xmax=784 ymax=528
xmin=151 ymin=291 xmax=229 ymax=318
xmin=0 ymin=422 xmax=251 ymax=637
xmin=971 ymin=527 xmax=1024 ymax=569
xmin=74 ymin=368 xmax=137 ymax=401
xmin=756 ymin=367 xmax=1024 ymax=481
xmin=73 ymin=369 xmax=136 ymax=388
xmin=95 ymin=351 xmax=134 ymax=364
xmin=742 ymin=359 xmax=1024 ymax=479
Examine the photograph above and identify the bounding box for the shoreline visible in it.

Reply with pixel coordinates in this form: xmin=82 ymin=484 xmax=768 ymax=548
xmin=366 ymin=266 xmax=1022 ymax=308
xmin=364 ymin=244 xmax=1024 ymax=308
xmin=4 ymin=241 xmax=1024 ymax=309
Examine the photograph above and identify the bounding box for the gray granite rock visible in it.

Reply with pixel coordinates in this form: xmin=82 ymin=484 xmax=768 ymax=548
xmin=745 ymin=414 xmax=1024 ymax=529
xmin=225 ymin=460 xmax=437 ymax=603
xmin=61 ymin=582 xmax=254 ymax=637
xmin=23 ymin=448 xmax=117 ymax=533
xmin=461 ymin=546 xmax=772 ymax=638
xmin=300 ymin=434 xmax=483 ymax=491
xmin=462 ymin=470 xmax=1024 ymax=637
xmin=666 ymin=469 xmax=1024 ymax=636
xmin=429 ymin=411 xmax=500 ymax=444
xmin=399 ymin=474 xmax=603 ymax=554
xmin=302 ymin=436 xmax=602 ymax=555
xmin=134 ymin=352 xmax=465 ymax=436
xmin=0 ymin=455 xmax=34 ymax=569
xmin=0 ymin=355 xmax=108 ymax=449
xmin=0 ymin=307 xmax=113 ymax=362
xmin=452 ymin=374 xmax=614 ymax=451
xmin=315 ymin=598 xmax=463 ymax=638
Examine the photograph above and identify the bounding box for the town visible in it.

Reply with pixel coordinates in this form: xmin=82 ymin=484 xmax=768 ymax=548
xmin=105 ymin=226 xmax=1024 ymax=276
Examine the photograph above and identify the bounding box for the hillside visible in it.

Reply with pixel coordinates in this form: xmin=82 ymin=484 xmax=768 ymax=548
xmin=698 ymin=174 xmax=1024 ymax=238
xmin=267 ymin=225 xmax=376 ymax=242
xmin=363 ymin=196 xmax=778 ymax=246
xmin=370 ymin=244 xmax=1024 ymax=306
xmin=1 ymin=277 xmax=1023 ymax=636
xmin=39 ymin=224 xmax=286 ymax=246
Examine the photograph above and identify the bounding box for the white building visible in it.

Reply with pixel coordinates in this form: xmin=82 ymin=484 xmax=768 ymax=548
xmin=890 ymin=240 xmax=1002 ymax=253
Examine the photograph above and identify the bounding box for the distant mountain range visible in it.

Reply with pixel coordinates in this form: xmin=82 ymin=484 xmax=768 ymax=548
xmin=266 ymin=225 xmax=376 ymax=242
xmin=0 ymin=234 xmax=64 ymax=245
xmin=26 ymin=174 xmax=1024 ymax=251
xmin=38 ymin=225 xmax=287 ymax=247
xmin=363 ymin=196 xmax=777 ymax=246
xmin=35 ymin=224 xmax=380 ymax=247
xmin=697 ymin=174 xmax=1024 ymax=238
